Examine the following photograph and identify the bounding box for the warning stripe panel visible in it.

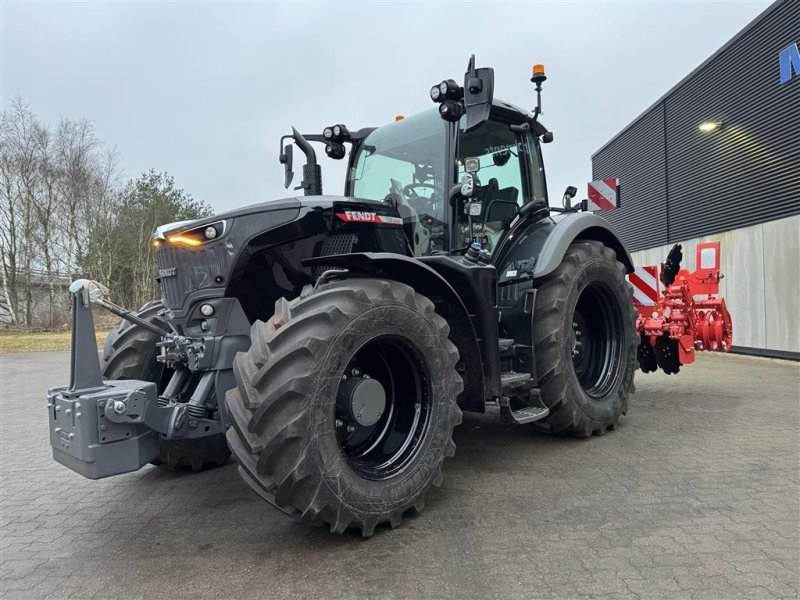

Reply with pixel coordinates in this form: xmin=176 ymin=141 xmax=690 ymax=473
xmin=628 ymin=266 xmax=659 ymax=305
xmin=587 ymin=178 xmax=618 ymax=211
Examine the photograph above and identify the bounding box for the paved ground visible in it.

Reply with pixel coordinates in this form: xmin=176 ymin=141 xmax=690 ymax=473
xmin=1 ymin=351 xmax=798 ymax=599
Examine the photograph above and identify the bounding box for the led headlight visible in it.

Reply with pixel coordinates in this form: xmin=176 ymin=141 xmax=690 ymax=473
xmin=166 ymin=220 xmax=226 ymax=247
xmin=325 ymin=143 xmax=346 ymax=160
xmin=200 ymin=304 xmax=215 ymax=317
xmin=441 ymin=79 xmax=462 ymax=99
xmin=439 ymin=100 xmax=465 ymax=122
xmin=432 ymin=79 xmax=462 ymax=104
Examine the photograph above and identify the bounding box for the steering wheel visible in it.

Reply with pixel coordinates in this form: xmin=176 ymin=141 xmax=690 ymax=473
xmin=403 ymin=183 xmax=438 ymax=215
xmin=403 ymin=183 xmax=436 ymax=198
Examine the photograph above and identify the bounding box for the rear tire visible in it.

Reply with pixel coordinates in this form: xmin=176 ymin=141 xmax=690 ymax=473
xmin=226 ymin=279 xmax=462 ymax=537
xmin=533 ymin=241 xmax=637 ymax=437
xmin=101 ymin=300 xmax=231 ymax=472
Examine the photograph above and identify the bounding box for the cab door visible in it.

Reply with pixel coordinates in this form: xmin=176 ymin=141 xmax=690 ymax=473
xmin=455 ymin=121 xmax=548 ymax=254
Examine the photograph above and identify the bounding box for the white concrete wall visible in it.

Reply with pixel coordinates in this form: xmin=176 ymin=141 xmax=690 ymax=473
xmin=628 ymin=214 xmax=800 ymax=353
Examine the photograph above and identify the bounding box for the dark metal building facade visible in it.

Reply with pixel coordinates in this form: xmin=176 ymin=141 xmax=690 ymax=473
xmin=592 ymin=0 xmax=800 ymax=252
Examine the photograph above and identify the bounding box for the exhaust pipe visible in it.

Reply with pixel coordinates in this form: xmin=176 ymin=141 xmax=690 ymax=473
xmin=292 ymin=127 xmax=322 ymax=196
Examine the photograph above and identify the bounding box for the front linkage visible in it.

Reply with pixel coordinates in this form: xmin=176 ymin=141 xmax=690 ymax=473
xmin=47 ymin=280 xmax=223 ymax=479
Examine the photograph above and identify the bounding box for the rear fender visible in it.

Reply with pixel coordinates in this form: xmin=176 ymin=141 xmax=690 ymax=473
xmin=303 ymin=252 xmax=486 ymax=413
xmin=498 ymin=212 xmax=634 ymax=283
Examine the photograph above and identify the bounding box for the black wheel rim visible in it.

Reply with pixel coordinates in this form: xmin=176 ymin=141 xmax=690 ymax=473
xmin=570 ymin=282 xmax=623 ymax=398
xmin=335 ymin=336 xmax=431 ymax=481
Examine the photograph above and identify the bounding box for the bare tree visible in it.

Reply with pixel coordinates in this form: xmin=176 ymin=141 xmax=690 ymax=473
xmin=0 ymin=99 xmax=40 ymax=326
xmin=0 ymin=100 xmax=211 ymax=327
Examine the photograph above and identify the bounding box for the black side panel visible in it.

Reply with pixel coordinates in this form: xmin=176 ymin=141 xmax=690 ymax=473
xmin=418 ymin=255 xmax=501 ymax=401
xmin=226 ymin=201 xmax=411 ymax=324
xmin=227 ymin=207 xmax=328 ymax=323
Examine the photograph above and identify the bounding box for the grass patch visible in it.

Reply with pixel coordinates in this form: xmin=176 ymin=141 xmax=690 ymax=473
xmin=0 ymin=329 xmax=111 ymax=353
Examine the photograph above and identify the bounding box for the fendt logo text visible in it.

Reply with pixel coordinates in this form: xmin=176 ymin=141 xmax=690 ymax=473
xmin=345 ymin=211 xmax=377 ymax=221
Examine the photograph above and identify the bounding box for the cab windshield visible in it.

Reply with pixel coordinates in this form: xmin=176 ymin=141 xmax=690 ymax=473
xmin=348 ymin=109 xmax=448 ymax=256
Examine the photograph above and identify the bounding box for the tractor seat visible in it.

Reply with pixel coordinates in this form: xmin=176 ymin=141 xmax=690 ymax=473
xmin=476 ymin=178 xmax=519 ymax=223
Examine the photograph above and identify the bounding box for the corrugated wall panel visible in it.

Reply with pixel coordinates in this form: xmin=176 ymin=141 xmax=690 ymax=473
xmin=665 ymin=1 xmax=800 ymax=241
xmin=592 ymin=0 xmax=800 ymax=252
xmin=591 ymin=105 xmax=667 ymax=250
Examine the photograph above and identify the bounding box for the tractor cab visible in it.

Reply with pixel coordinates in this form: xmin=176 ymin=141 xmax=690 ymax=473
xmin=343 ymin=102 xmax=550 ymax=259
xmin=282 ymin=56 xmax=556 ymax=264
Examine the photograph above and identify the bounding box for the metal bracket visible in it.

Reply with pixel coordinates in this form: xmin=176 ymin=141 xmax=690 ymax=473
xmin=144 ymin=402 xmax=222 ymax=439
xmin=67 ymin=281 xmax=106 ymax=393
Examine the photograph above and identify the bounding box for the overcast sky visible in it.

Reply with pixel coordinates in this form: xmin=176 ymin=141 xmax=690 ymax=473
xmin=2 ymin=0 xmax=770 ymax=212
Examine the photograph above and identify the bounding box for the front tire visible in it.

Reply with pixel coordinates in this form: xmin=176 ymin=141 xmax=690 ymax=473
xmin=533 ymin=241 xmax=637 ymax=437
xmin=226 ymin=279 xmax=462 ymax=537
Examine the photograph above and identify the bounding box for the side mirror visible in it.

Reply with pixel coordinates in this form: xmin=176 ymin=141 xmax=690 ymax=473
xmin=280 ymin=144 xmax=294 ymax=189
xmin=562 ymin=185 xmax=578 ymax=210
xmin=463 ymin=55 xmax=494 ymax=132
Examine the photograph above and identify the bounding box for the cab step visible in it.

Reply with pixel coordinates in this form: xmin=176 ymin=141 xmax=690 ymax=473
xmin=496 ymin=380 xmax=550 ymax=425
xmin=508 ymin=405 xmax=549 ymax=424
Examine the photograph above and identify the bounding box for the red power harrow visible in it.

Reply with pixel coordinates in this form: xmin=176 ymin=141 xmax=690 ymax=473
xmin=630 ymin=242 xmax=733 ymax=375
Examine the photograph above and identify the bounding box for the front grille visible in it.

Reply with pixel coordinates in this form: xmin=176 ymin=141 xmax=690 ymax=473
xmin=314 ymin=233 xmax=357 ymax=277
xmin=321 ymin=232 xmax=357 ymax=256
xmin=156 ymin=243 xmax=229 ymax=310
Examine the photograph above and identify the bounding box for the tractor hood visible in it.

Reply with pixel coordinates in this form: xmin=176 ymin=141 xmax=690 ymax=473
xmin=153 ymin=195 xmax=388 ymax=239
xmin=152 ymin=195 xmax=406 ymax=319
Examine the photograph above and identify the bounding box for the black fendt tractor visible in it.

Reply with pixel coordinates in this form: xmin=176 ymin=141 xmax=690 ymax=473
xmin=49 ymin=57 xmax=637 ymax=536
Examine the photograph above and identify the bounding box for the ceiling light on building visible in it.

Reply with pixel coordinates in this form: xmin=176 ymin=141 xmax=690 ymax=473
xmin=699 ymin=120 xmax=722 ymax=133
